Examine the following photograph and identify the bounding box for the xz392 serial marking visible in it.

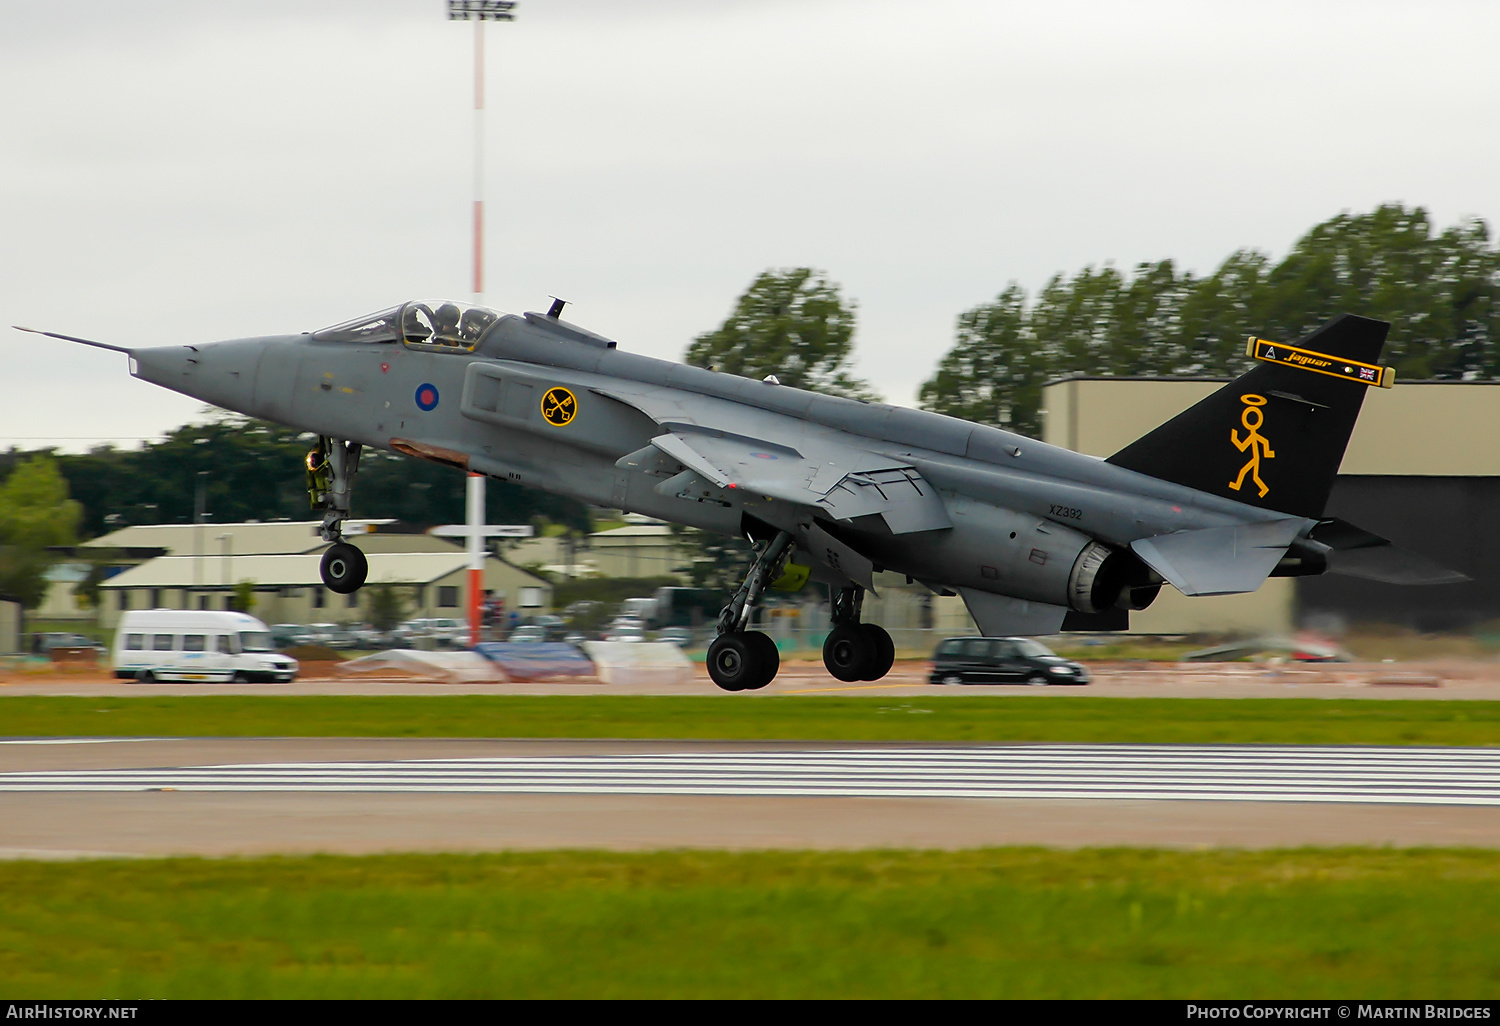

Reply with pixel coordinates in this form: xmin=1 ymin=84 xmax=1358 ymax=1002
xmin=1049 ymin=505 xmax=1083 ymax=520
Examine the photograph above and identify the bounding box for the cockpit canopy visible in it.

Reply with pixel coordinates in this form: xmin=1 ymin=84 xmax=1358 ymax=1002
xmin=311 ymin=301 xmax=501 ymax=352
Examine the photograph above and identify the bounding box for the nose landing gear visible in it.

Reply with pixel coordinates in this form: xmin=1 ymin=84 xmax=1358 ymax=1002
xmin=706 ymin=531 xmax=791 ymax=692
xmin=308 ymin=437 xmax=368 ymax=594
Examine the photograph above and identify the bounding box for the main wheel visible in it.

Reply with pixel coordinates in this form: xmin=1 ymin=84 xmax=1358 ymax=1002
xmin=742 ymin=630 xmax=780 ymax=690
xmin=707 ymin=633 xmax=765 ymax=692
xmin=859 ymin=624 xmax=895 ymax=681
xmin=320 ymin=542 xmax=368 ymax=594
xmin=823 ymin=623 xmax=870 ymax=682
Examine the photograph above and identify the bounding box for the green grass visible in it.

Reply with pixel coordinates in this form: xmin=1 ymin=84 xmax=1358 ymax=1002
xmin=3 ymin=695 xmax=1500 ymax=745
xmin=5 ymin=848 xmax=1500 ymax=998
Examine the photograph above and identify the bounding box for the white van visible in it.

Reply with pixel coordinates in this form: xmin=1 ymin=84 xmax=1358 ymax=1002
xmin=113 ymin=610 xmax=299 ymax=683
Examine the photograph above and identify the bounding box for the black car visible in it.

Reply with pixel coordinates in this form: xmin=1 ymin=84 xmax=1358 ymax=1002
xmin=929 ymin=636 xmax=1090 ymax=686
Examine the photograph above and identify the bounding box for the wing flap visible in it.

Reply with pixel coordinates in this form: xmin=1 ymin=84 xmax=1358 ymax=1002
xmin=818 ymin=467 xmax=953 ymax=533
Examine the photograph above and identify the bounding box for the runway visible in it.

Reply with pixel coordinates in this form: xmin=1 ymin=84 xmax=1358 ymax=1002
xmin=5 ymin=743 xmax=1500 ymax=805
xmin=10 ymin=738 xmax=1500 ymax=857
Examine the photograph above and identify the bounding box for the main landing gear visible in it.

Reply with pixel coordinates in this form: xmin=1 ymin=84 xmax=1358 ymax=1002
xmin=308 ymin=437 xmax=368 ymax=594
xmin=821 ymin=585 xmax=895 ymax=683
xmin=706 ymin=532 xmax=792 ymax=692
xmin=705 ymin=532 xmax=897 ymax=692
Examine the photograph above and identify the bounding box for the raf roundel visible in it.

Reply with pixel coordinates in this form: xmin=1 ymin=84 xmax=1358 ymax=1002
xmin=414 ymin=383 xmax=440 ymax=411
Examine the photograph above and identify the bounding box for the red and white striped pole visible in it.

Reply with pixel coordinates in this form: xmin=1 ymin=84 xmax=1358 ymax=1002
xmin=472 ymin=16 xmax=485 ymax=299
xmin=467 ymin=471 xmax=485 ymax=647
xmin=468 ymin=17 xmax=486 ymax=648
xmin=450 ymin=3 xmax=515 ymax=646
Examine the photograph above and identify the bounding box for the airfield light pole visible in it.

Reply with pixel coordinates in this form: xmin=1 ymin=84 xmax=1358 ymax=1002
xmin=448 ymin=0 xmax=517 ymax=646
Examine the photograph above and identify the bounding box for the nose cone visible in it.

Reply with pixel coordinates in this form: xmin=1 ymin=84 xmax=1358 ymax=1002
xmin=130 ymin=336 xmax=285 ymax=416
xmin=129 ymin=345 xmax=200 ymax=392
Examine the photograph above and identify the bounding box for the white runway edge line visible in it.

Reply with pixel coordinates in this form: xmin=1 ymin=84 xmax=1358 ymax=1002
xmin=6 ymin=745 xmax=1500 ymax=805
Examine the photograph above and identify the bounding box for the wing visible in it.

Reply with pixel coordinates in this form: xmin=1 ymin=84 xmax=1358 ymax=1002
xmin=604 ymin=387 xmax=952 ymax=535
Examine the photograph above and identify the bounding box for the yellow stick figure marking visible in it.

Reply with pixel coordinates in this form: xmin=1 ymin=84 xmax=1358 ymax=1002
xmin=1229 ymin=394 xmax=1274 ymax=498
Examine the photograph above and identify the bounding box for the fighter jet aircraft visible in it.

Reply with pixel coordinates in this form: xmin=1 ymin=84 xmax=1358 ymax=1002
xmin=16 ymin=300 xmax=1464 ymax=691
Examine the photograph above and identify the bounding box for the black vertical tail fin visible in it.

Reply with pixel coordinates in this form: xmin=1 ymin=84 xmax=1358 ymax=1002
xmin=1105 ymin=314 xmax=1390 ymax=519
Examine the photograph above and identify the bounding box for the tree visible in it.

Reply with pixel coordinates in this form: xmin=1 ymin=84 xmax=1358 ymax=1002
xmin=686 ymin=268 xmax=879 ymax=399
xmin=0 ymin=455 xmax=82 ymax=608
xmin=919 ymin=204 xmax=1500 ymax=439
xmin=668 ymin=524 xmax=752 ymax=594
xmin=367 ymin=583 xmax=407 ymax=633
xmin=229 ymin=580 xmax=256 ymax=613
xmin=918 ymin=285 xmax=1044 ymax=434
xmin=7 ymin=408 xmax=593 ymax=540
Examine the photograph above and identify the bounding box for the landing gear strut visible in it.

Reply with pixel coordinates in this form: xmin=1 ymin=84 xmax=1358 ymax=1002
xmin=706 ymin=531 xmax=792 ymax=692
xmin=822 ymin=585 xmax=895 ymax=682
xmin=308 ymin=437 xmax=368 ymax=594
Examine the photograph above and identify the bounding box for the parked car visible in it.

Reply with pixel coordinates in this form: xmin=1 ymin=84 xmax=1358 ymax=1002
xmin=306 ymin=623 xmax=358 ymax=649
xmin=654 ymin=626 xmax=695 ymax=648
xmin=345 ymin=623 xmax=393 ymax=649
xmin=398 ymin=618 xmax=470 ymax=648
xmin=507 ymin=624 xmax=548 ymax=643
xmin=929 ymin=637 xmax=1090 ymax=686
xmin=31 ymin=632 xmax=107 ymax=659
xmin=270 ymin=623 xmax=316 ymax=649
xmin=528 ymin=614 xmax=569 ymax=640
xmin=603 ymin=623 xmax=647 ymax=642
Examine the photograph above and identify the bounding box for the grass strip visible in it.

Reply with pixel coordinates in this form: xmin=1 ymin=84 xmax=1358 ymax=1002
xmin=3 ymin=847 xmax=1500 ymax=998
xmin=2 ymin=695 xmax=1500 ymax=746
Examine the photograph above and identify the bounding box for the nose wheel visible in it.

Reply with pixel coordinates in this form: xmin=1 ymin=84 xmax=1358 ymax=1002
xmin=320 ymin=541 xmax=368 ymax=594
xmin=308 ymin=436 xmax=369 ymax=593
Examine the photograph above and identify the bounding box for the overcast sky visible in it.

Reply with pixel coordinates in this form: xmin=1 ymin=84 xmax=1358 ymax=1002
xmin=3 ymin=0 xmax=1498 ymax=450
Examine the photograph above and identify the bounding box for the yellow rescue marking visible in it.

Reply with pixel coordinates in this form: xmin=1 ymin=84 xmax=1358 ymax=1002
xmin=1229 ymin=393 xmax=1274 ymax=498
xmin=541 ymin=386 xmax=577 ymax=426
xmin=781 ymin=682 xmax=919 ymax=694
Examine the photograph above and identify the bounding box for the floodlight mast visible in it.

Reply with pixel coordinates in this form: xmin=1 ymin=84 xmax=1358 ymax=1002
xmin=447 ymin=0 xmax=517 ymax=647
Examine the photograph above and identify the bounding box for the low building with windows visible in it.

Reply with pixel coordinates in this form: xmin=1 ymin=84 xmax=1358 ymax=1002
xmin=506 ymin=515 xmax=692 ymax=580
xmin=77 ymin=520 xmax=551 ymax=630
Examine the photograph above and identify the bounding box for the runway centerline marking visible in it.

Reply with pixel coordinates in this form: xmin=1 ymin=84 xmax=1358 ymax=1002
xmin=6 ymin=744 xmax=1500 ymax=805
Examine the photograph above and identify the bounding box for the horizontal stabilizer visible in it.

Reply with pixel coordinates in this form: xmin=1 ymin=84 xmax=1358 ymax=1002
xmin=1131 ymin=519 xmax=1304 ymax=596
xmin=959 ymin=589 xmax=1067 ymax=638
xmin=1309 ymin=519 xmax=1469 ymax=585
